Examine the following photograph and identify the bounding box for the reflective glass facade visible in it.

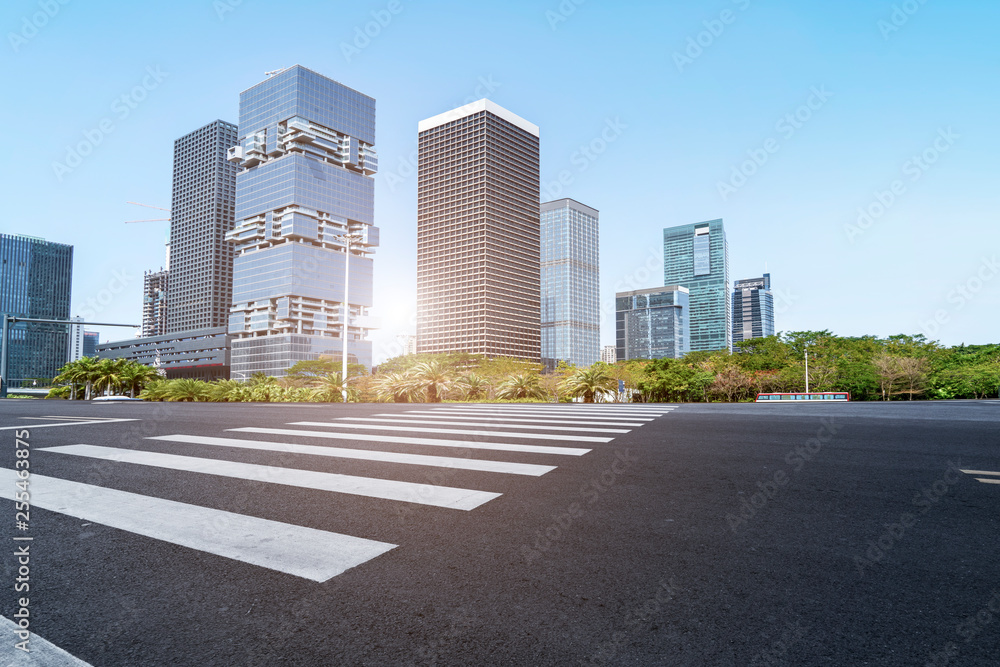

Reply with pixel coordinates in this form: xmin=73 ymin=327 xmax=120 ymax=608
xmin=227 ymin=66 xmax=378 ymax=377
xmin=663 ymin=219 xmax=731 ymax=352
xmin=0 ymin=234 xmax=73 ymax=386
xmin=540 ymin=198 xmax=599 ymax=370
xmin=615 ymin=286 xmax=690 ymax=360
xmin=732 ymin=273 xmax=775 ymax=343
xmin=167 ymin=120 xmax=238 ymax=333
xmin=416 ymin=100 xmax=540 ymax=361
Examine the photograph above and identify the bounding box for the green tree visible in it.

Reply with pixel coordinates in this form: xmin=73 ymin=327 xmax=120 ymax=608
xmin=454 ymin=372 xmax=491 ymax=400
xmin=408 ymin=360 xmax=452 ymax=403
xmin=372 ymin=372 xmax=419 ymax=403
xmin=560 ymin=365 xmax=616 ymax=403
xmin=496 ymin=373 xmax=546 ymax=400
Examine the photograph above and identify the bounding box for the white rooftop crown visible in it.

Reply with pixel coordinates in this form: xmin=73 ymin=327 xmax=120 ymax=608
xmin=418 ymin=99 xmax=539 ymax=137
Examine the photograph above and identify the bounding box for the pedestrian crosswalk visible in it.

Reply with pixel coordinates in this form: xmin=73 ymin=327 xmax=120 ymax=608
xmin=960 ymin=468 xmax=1000 ymax=485
xmin=16 ymin=403 xmax=675 ymax=582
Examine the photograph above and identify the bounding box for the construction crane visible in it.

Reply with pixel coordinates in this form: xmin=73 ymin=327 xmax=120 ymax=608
xmin=125 ymin=201 xmax=171 ymax=224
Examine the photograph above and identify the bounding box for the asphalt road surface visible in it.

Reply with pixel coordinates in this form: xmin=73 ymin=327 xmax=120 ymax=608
xmin=1 ymin=399 xmax=998 ymax=666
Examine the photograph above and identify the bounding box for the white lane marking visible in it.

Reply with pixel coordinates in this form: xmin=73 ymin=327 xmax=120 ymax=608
xmin=0 ymin=419 xmax=137 ymax=431
xmin=974 ymin=478 xmax=1000 ymax=485
xmin=40 ymin=445 xmax=499 ymax=511
xmin=21 ymin=416 xmax=117 ymax=421
xmin=228 ymin=427 xmax=592 ymax=456
xmin=0 ymin=468 xmax=395 ymax=582
xmin=416 ymin=409 xmax=652 ymax=423
xmin=960 ymin=469 xmax=1000 ymax=477
xmin=289 ymin=421 xmax=612 ymax=443
xmin=391 ymin=412 xmax=646 ymax=427
xmin=1 ymin=616 xmax=95 ymax=666
xmin=147 ymin=434 xmax=555 ymax=477
xmin=428 ymin=407 xmax=666 ymax=418
xmin=440 ymin=405 xmax=668 ymax=413
xmin=336 ymin=417 xmax=630 ymax=434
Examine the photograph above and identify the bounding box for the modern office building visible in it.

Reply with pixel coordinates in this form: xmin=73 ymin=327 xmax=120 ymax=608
xmin=142 ymin=269 xmax=169 ymax=337
xmin=97 ymin=327 xmax=230 ymax=381
xmin=663 ymin=219 xmax=730 ymax=352
xmin=166 ymin=120 xmax=239 ymax=333
xmin=226 ymin=66 xmax=379 ymax=377
xmin=601 ymin=345 xmax=617 ymax=364
xmin=732 ymin=273 xmax=775 ymax=343
xmin=615 ymin=286 xmax=690 ymax=360
xmin=83 ymin=331 xmax=99 ymax=357
xmin=416 ymin=99 xmax=541 ymax=361
xmin=397 ymin=334 xmax=417 ymax=356
xmin=68 ymin=316 xmax=86 ymax=362
xmin=540 ymin=198 xmax=599 ymax=370
xmin=0 ymin=234 xmax=73 ymax=388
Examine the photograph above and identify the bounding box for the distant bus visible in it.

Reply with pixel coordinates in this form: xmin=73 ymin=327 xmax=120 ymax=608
xmin=755 ymin=392 xmax=850 ymax=402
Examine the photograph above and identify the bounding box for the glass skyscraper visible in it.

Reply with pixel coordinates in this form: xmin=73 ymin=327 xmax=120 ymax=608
xmin=732 ymin=273 xmax=775 ymax=343
xmin=663 ymin=219 xmax=730 ymax=352
xmin=226 ymin=66 xmax=379 ymax=376
xmin=615 ymin=286 xmax=690 ymax=360
xmin=416 ymin=99 xmax=540 ymax=361
xmin=540 ymin=198 xmax=599 ymax=369
xmin=0 ymin=234 xmax=73 ymax=387
xmin=167 ymin=120 xmax=238 ymax=333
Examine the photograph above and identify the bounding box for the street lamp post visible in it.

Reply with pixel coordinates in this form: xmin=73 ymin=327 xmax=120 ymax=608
xmin=804 ymin=346 xmax=810 ymax=393
xmin=333 ymin=233 xmax=364 ymax=403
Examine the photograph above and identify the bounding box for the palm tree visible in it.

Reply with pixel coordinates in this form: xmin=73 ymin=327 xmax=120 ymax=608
xmin=561 ymin=366 xmax=617 ymax=403
xmin=53 ymin=359 xmax=86 ymax=400
xmin=372 ymin=372 xmax=418 ymax=403
xmin=409 ymin=360 xmax=452 ymax=403
xmin=455 ymin=373 xmax=491 ymax=400
xmin=73 ymin=356 xmax=102 ymax=400
xmin=496 ymin=373 xmax=546 ymax=400
xmin=139 ymin=379 xmax=170 ymax=401
xmin=118 ymin=362 xmax=162 ymax=398
xmin=310 ymin=372 xmax=350 ymax=402
xmin=206 ymin=379 xmax=248 ymax=402
xmin=161 ymin=378 xmax=210 ymax=402
xmin=92 ymin=358 xmax=128 ymax=397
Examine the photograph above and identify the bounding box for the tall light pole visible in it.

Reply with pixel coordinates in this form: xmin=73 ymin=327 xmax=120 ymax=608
xmin=332 ymin=233 xmax=363 ymax=403
xmin=804 ymin=346 xmax=810 ymax=393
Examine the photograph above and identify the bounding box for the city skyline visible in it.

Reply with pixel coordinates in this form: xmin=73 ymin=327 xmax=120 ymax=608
xmin=4 ymin=1 xmax=998 ymax=361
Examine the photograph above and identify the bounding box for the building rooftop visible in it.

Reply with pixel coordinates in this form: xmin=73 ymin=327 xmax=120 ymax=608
xmin=418 ymin=99 xmax=539 ymax=137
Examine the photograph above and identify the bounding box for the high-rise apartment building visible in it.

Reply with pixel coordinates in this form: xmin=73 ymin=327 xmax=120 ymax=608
xmin=416 ymin=99 xmax=541 ymax=361
xmin=226 ymin=66 xmax=379 ymax=376
xmin=166 ymin=120 xmax=238 ymax=333
xmin=601 ymin=345 xmax=617 ymax=364
xmin=142 ymin=269 xmax=169 ymax=337
xmin=732 ymin=273 xmax=775 ymax=343
xmin=0 ymin=234 xmax=73 ymax=388
xmin=615 ymin=286 xmax=690 ymax=361
xmin=663 ymin=219 xmax=730 ymax=352
xmin=540 ymin=198 xmax=599 ymax=369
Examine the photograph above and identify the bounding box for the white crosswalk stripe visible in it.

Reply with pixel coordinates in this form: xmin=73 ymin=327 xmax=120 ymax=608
xmin=287 ymin=421 xmax=614 ymax=442
xmin=40 ymin=445 xmax=501 ymax=510
xmin=394 ymin=411 xmax=647 ymax=426
xmin=0 ymin=467 xmax=396 ymax=582
xmin=960 ymin=469 xmax=1000 ymax=485
xmin=335 ymin=416 xmax=631 ymax=433
xmin=10 ymin=404 xmax=676 ymax=581
xmin=147 ymin=434 xmax=556 ymax=476
xmin=228 ymin=427 xmax=593 ymax=456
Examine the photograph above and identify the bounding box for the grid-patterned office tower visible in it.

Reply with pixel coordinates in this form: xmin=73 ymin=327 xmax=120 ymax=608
xmin=226 ymin=66 xmax=379 ymax=376
xmin=732 ymin=273 xmax=775 ymax=343
xmin=0 ymin=234 xmax=73 ymax=388
xmin=663 ymin=219 xmax=730 ymax=352
xmin=166 ymin=120 xmax=238 ymax=333
xmin=416 ymin=99 xmax=541 ymax=360
xmin=142 ymin=269 xmax=169 ymax=337
xmin=540 ymin=198 xmax=599 ymax=369
xmin=615 ymin=286 xmax=690 ymax=360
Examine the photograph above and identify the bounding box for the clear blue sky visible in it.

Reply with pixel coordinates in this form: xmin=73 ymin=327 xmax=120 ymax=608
xmin=2 ymin=0 xmax=997 ymax=361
